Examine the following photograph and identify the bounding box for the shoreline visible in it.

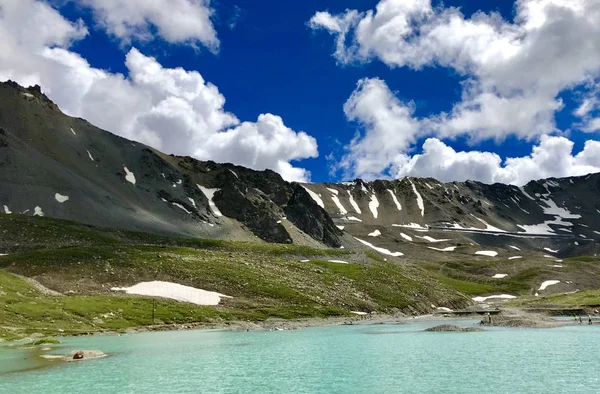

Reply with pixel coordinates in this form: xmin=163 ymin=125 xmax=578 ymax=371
xmin=8 ymin=307 xmax=595 ymax=344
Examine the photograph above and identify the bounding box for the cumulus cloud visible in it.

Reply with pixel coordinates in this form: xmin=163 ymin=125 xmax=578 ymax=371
xmin=574 ymin=82 xmax=600 ymax=132
xmin=337 ymin=78 xmax=418 ymax=179
xmin=312 ymin=0 xmax=600 ymax=182
xmin=78 ymin=0 xmax=219 ymax=51
xmin=310 ymin=0 xmax=600 ymax=138
xmin=338 ymin=77 xmax=600 ymax=183
xmin=0 ymin=0 xmax=317 ymax=182
xmin=396 ymin=136 xmax=600 ymax=185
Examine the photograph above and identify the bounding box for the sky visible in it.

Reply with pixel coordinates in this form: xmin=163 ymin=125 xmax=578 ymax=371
xmin=1 ymin=0 xmax=600 ymax=185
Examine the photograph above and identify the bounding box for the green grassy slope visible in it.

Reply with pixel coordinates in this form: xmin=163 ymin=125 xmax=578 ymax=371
xmin=0 ymin=215 xmax=468 ymax=340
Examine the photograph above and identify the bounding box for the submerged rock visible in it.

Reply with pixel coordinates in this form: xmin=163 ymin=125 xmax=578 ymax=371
xmin=65 ymin=350 xmax=107 ymax=362
xmin=425 ymin=324 xmax=483 ymax=332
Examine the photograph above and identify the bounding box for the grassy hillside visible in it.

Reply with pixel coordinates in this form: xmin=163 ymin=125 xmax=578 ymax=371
xmin=0 ymin=214 xmax=468 ymax=340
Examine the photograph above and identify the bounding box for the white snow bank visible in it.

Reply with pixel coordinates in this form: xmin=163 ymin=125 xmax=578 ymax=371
xmin=347 ymin=191 xmax=361 ymax=214
xmin=331 ymin=194 xmax=348 ymax=215
xmin=87 ymin=150 xmax=94 ymax=161
xmin=188 ymin=198 xmax=197 ymax=208
xmin=542 ymin=199 xmax=581 ymax=219
xmin=300 ymin=259 xmax=310 ymax=263
xmin=326 ymin=187 xmax=339 ymax=195
xmin=418 ymin=236 xmax=450 ymax=243
xmin=34 ymin=206 xmax=44 ymax=217
xmin=436 ymin=307 xmax=453 ymax=312
xmin=450 ymin=218 xmax=507 ymax=233
xmin=538 ymin=280 xmax=560 ymax=291
xmin=355 ymin=238 xmax=403 ymax=257
xmin=351 ymin=311 xmax=368 ymax=316
xmin=519 ymin=186 xmax=536 ymax=201
xmin=197 ymin=185 xmax=223 ymax=217
xmin=348 ymin=216 xmax=363 ymax=222
xmin=70 ymin=127 xmax=76 ymax=135
xmin=111 ymin=281 xmax=230 ymax=306
xmin=328 ymin=260 xmax=350 ymax=264
xmin=472 ymin=216 xmax=507 ymax=233
xmin=475 ymin=251 xmax=498 ymax=257
xmin=428 ymin=246 xmax=457 ymax=252
xmin=302 ymin=186 xmax=324 ymax=209
xmin=336 ymin=225 xmax=345 ymax=230
xmin=387 ymin=189 xmax=402 ymax=211
xmin=508 ymin=256 xmax=522 ymax=260
xmin=400 ymin=233 xmax=413 ymax=242
xmin=509 ymin=246 xmax=521 ymax=251
xmin=544 ymin=248 xmax=558 ymax=253
xmin=172 ymin=203 xmax=192 ymax=214
xmin=393 ymin=223 xmax=428 ymax=230
xmin=409 ymin=180 xmax=424 ymax=217
xmin=550 ymin=265 xmax=564 ymax=268
xmin=21 ymin=92 xmax=34 ymax=98
xmin=368 ymin=194 xmax=379 ymax=219
xmin=55 ymin=193 xmax=69 ymax=203
xmin=368 ymin=230 xmax=382 ymax=237
xmin=517 ymin=223 xmax=556 ymax=235
xmin=492 ymin=274 xmax=508 ymax=279
xmin=3 ymin=205 xmax=11 ymax=214
xmin=472 ymin=294 xmax=517 ymax=302
xmin=123 ymin=166 xmax=136 ymax=185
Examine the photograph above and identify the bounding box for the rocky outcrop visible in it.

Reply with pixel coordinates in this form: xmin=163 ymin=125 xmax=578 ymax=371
xmin=285 ymin=184 xmax=342 ymax=247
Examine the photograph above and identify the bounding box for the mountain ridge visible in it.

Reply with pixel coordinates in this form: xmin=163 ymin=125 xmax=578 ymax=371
xmin=1 ymin=80 xmax=599 ymax=258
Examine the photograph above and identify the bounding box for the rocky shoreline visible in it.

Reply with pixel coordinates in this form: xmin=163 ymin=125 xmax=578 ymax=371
xmin=11 ymin=307 xmax=585 ymax=346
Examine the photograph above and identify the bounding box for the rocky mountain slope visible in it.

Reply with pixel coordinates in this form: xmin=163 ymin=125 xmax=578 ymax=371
xmin=1 ymin=80 xmax=600 ymax=327
xmin=0 ymin=81 xmax=342 ymax=248
xmin=1 ymin=80 xmax=599 ymax=262
xmin=301 ymin=174 xmax=600 ymax=258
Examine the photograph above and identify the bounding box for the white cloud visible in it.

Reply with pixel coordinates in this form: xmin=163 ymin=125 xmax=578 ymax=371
xmin=79 ymin=0 xmax=219 ymax=51
xmin=312 ymin=0 xmax=600 ymax=183
xmin=396 ymin=136 xmax=600 ymax=185
xmin=310 ymin=0 xmax=600 ymax=140
xmin=338 ymin=78 xmax=600 ymax=183
xmin=337 ymin=78 xmax=418 ymax=179
xmin=0 ymin=0 xmax=317 ymax=182
xmin=574 ymin=82 xmax=600 ymax=132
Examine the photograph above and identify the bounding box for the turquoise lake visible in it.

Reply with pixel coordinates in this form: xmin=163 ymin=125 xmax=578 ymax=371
xmin=1 ymin=320 xmax=599 ymax=393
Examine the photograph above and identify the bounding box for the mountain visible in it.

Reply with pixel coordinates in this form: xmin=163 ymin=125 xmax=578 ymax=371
xmin=2 ymin=80 xmax=600 ymax=337
xmin=301 ymin=174 xmax=600 ymax=258
xmin=1 ymin=80 xmax=599 ymax=262
xmin=0 ymin=81 xmax=342 ymax=248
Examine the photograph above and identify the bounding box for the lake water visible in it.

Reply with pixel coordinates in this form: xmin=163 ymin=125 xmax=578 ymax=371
xmin=1 ymin=320 xmax=599 ymax=393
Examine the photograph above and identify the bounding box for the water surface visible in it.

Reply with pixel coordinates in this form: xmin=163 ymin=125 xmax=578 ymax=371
xmin=1 ymin=320 xmax=599 ymax=393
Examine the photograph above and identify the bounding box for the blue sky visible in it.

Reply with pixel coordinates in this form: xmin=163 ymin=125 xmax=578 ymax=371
xmin=1 ymin=0 xmax=599 ymax=184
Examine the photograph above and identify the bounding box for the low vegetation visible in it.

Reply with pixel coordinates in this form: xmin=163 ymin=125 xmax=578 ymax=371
xmin=0 ymin=215 xmax=467 ymax=340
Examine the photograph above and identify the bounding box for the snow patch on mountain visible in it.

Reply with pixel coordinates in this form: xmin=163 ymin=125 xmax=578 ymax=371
xmin=409 ymin=180 xmax=425 ymax=217
xmin=387 ymin=189 xmax=402 ymax=211
xmin=347 ymin=191 xmax=361 ymax=214
xmin=55 ymin=193 xmax=69 ymax=203
xmin=368 ymin=194 xmax=379 ymax=219
xmin=355 ymin=238 xmax=403 ymax=257
xmin=123 ymin=166 xmax=136 ymax=185
xmin=301 ymin=186 xmax=324 ymax=209
xmin=197 ymin=185 xmax=222 ymax=217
